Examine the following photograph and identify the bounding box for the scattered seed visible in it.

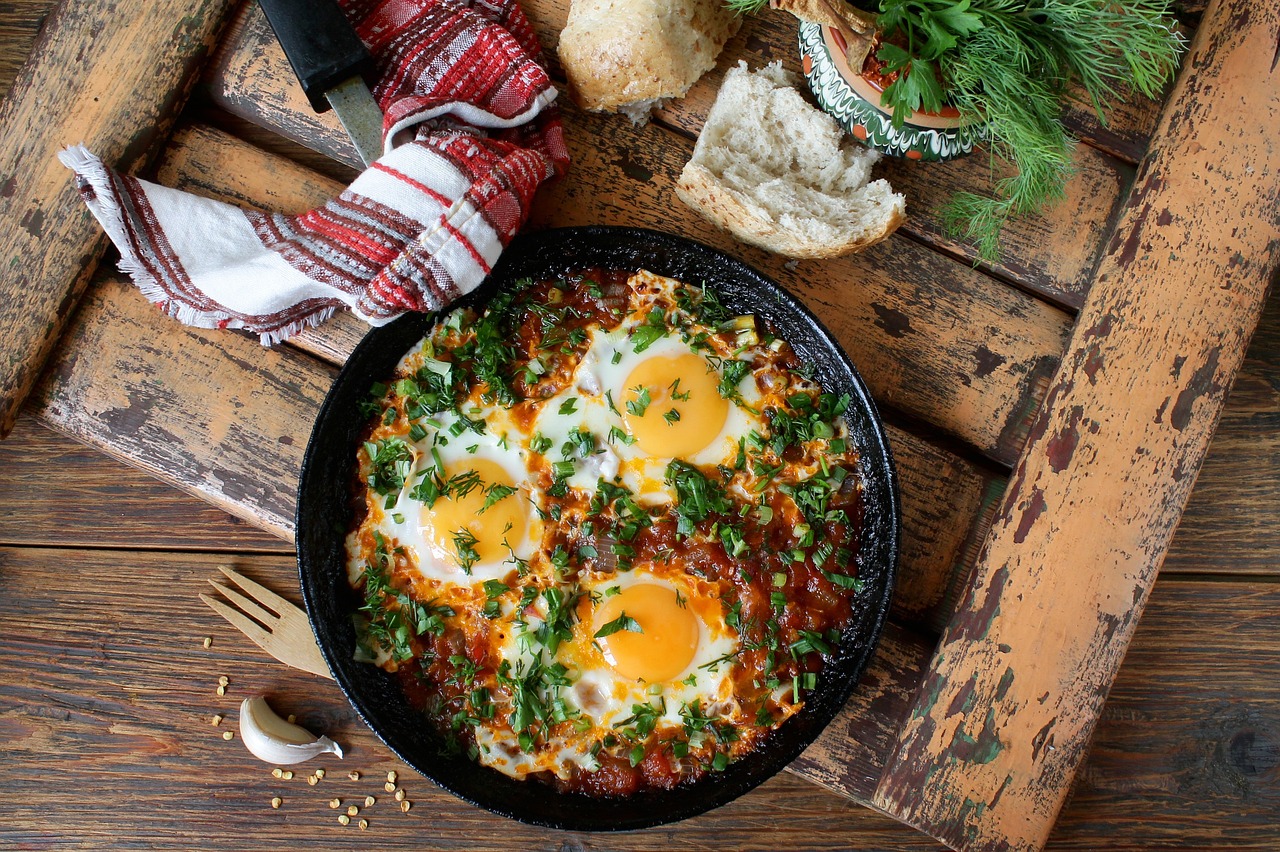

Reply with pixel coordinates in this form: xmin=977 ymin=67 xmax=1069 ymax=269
xmin=203 ymin=636 xmax=212 ymax=649
xmin=272 ymin=768 xmax=283 ymax=779
xmin=387 ymin=770 xmax=398 ymax=783
xmin=338 ymin=815 xmax=350 ymax=826
xmin=210 ymin=714 xmax=223 ymax=726
xmin=393 ymin=789 xmax=405 ymax=802
xmin=400 ymin=800 xmax=411 ymax=813
xmin=216 ymin=685 xmax=226 ymax=696
xmin=270 ymin=797 xmax=282 ymax=809
xmin=359 ymin=819 xmax=368 ymax=830
xmin=282 ymin=770 xmax=294 ymax=780
xmin=307 ymin=775 xmax=318 ymax=786
xmin=348 ymin=771 xmax=360 ymax=781
xmin=218 ymin=676 xmax=230 ymax=687
xmin=315 ymin=769 xmax=326 ymax=779
xmin=384 ymin=782 xmax=396 ymax=792
xmin=329 ymin=798 xmax=341 ymax=809
xmin=222 ymin=731 xmax=234 ymax=741
xmin=287 ymin=714 xmax=296 ymax=724
xmin=347 ymin=805 xmax=359 ymax=817
xmin=364 ymin=796 xmax=375 ymax=807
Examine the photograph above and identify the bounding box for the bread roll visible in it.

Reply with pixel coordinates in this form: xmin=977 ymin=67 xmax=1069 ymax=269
xmin=557 ymin=0 xmax=740 ymax=122
xmin=676 ymin=62 xmax=906 ymax=259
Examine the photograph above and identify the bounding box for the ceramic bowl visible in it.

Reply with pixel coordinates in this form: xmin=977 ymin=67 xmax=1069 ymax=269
xmin=798 ymin=21 xmax=980 ymax=161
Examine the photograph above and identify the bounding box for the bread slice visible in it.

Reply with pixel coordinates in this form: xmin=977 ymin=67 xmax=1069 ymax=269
xmin=676 ymin=62 xmax=906 ymax=259
xmin=557 ymin=0 xmax=740 ymax=123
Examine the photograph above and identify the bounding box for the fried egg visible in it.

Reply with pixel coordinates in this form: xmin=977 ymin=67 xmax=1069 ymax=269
xmin=479 ymin=568 xmax=742 ymax=779
xmin=367 ymin=404 xmax=540 ymax=585
xmin=532 ymin=321 xmax=764 ymax=505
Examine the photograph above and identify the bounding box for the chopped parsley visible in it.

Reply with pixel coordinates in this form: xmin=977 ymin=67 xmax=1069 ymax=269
xmin=594 ymin=612 xmax=643 ymax=638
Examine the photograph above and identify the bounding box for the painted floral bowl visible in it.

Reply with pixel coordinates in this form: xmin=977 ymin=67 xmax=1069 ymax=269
xmin=798 ymin=21 xmax=980 ymax=162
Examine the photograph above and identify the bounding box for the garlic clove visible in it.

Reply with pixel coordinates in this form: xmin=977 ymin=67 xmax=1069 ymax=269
xmin=238 ymin=696 xmax=344 ymax=765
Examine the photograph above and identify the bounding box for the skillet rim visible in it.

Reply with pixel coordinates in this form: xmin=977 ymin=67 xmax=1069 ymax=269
xmin=296 ymin=226 xmax=900 ymax=831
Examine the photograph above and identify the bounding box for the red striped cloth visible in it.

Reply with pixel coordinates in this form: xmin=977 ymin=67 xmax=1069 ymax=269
xmin=60 ymin=0 xmax=569 ymax=344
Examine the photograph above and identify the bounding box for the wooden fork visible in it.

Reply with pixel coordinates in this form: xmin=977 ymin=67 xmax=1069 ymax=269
xmin=200 ymin=566 xmax=332 ymax=680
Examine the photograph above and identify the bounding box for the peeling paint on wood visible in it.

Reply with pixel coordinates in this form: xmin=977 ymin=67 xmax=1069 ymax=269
xmin=873 ymin=1 xmax=1280 ymax=848
xmin=0 ymin=0 xmax=237 ymax=437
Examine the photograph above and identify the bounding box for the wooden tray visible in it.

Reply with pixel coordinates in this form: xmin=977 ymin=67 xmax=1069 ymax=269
xmin=13 ymin=0 xmax=1279 ymax=849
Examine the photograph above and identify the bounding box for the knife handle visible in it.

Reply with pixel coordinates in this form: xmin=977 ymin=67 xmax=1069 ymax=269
xmin=257 ymin=0 xmax=377 ymax=114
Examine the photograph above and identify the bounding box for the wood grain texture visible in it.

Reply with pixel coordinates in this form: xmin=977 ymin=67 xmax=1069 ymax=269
xmin=204 ymin=2 xmax=1129 ymax=311
xmin=1161 ymin=289 xmax=1280 ymax=575
xmin=206 ymin=11 xmax=1082 ymax=466
xmin=0 ymin=0 xmax=237 ymax=437
xmin=0 ymin=418 xmax=288 ymax=553
xmin=873 ymin=2 xmax=1280 ymax=848
xmin=33 ymin=272 xmax=337 ymax=542
xmin=1046 ymin=580 xmax=1280 ymax=850
xmin=2 ymin=545 xmax=1276 ymax=848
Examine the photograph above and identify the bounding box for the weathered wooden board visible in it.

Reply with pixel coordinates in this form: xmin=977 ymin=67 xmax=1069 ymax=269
xmin=33 ymin=275 xmax=336 ymax=542
xmin=0 ymin=546 xmax=936 ymax=843
xmin=204 ymin=2 xmax=1130 ymax=311
xmin=873 ymin=1 xmax=1280 ymax=848
xmin=0 ymin=0 xmax=237 ymax=437
xmin=0 ymin=419 xmax=289 ymax=553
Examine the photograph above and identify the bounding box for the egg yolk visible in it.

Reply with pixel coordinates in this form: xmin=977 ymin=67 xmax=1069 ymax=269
xmin=594 ymin=583 xmax=700 ymax=682
xmin=621 ymin=354 xmax=729 ymax=458
xmin=418 ymin=458 xmax=526 ymax=573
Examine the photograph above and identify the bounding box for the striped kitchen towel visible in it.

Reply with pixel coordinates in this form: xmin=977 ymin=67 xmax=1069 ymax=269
xmin=60 ymin=0 xmax=569 ymax=344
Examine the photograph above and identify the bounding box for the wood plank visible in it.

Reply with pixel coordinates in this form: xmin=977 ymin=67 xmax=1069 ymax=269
xmin=0 ymin=418 xmax=288 ymax=553
xmin=0 ymin=0 xmax=237 ymax=437
xmin=204 ymin=3 xmax=1129 ymax=310
xmin=33 ymin=262 xmax=984 ymax=636
xmin=1160 ymin=290 xmax=1280 ymax=577
xmin=873 ymin=1 xmax=1280 ymax=848
xmin=1048 ymin=579 xmax=1280 ymax=848
xmin=0 ymin=546 xmax=939 ymax=846
xmin=0 ymin=0 xmax=53 ymax=104
xmin=32 ymin=272 xmax=336 ymax=542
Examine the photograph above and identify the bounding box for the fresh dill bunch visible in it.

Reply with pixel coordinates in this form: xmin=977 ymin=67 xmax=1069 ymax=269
xmin=872 ymin=0 xmax=1186 ymax=260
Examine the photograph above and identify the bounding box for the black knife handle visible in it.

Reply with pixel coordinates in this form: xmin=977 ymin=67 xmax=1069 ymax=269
xmin=258 ymin=0 xmax=377 ymax=114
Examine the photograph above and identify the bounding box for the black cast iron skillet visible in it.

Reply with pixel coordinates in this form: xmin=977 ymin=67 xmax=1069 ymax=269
xmin=297 ymin=226 xmax=900 ymax=830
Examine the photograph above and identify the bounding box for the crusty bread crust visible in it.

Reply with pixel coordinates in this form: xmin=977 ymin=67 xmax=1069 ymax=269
xmin=677 ymin=164 xmax=905 ymax=259
xmin=557 ymin=0 xmax=740 ymax=114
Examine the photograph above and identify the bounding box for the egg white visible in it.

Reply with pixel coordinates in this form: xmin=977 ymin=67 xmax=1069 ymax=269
xmin=532 ymin=326 xmax=765 ymax=506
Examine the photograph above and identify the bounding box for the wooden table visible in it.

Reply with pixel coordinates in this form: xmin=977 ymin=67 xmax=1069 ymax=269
xmin=2 ymin=1 xmax=1278 ymax=849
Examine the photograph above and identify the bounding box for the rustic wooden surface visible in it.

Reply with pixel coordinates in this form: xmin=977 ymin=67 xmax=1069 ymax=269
xmin=874 ymin=1 xmax=1280 ymax=848
xmin=2 ymin=0 xmax=1278 ymax=849
xmin=0 ymin=0 xmax=237 ymax=438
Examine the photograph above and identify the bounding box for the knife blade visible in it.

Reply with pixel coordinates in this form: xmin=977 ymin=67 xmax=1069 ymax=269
xmin=257 ymin=0 xmax=384 ymax=166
